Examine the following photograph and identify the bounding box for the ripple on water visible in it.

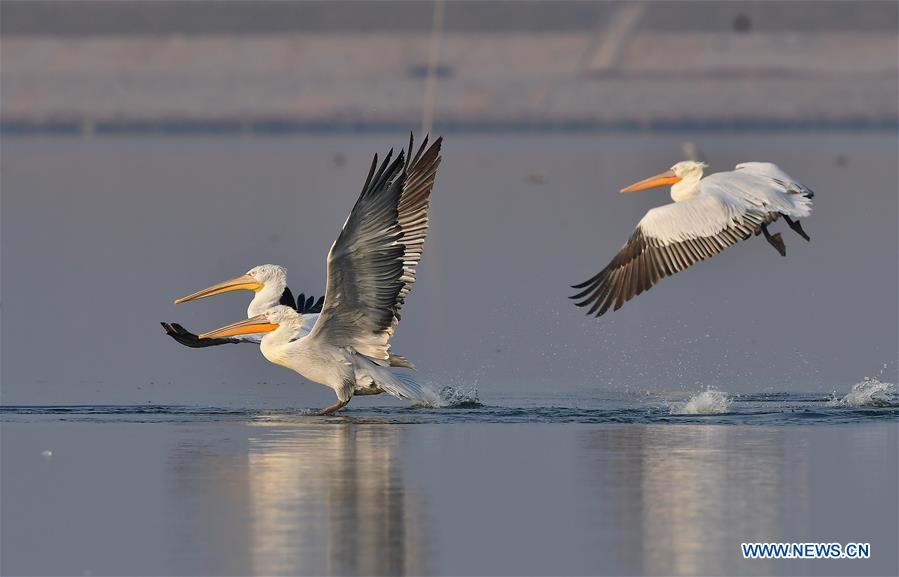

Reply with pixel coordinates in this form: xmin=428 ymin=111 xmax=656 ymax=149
xmin=1 ymin=388 xmax=897 ymax=426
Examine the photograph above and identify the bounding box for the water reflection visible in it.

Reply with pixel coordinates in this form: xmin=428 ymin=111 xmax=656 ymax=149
xmin=161 ymin=423 xmax=895 ymax=576
xmin=579 ymin=426 xmax=805 ymax=576
xmin=247 ymin=425 xmax=427 ymax=576
xmin=169 ymin=424 xmax=428 ymax=576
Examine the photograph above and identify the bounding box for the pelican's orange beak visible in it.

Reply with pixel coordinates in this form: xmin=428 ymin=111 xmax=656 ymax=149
xmin=198 ymin=314 xmax=278 ymax=339
xmin=620 ymin=169 xmax=681 ymax=193
xmin=173 ymin=274 xmax=263 ymax=304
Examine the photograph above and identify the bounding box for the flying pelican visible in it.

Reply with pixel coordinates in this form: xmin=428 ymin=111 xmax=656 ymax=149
xmin=197 ymin=135 xmax=442 ymax=414
xmin=571 ymin=161 xmax=814 ymax=317
xmin=163 ymin=265 xmax=322 ymax=347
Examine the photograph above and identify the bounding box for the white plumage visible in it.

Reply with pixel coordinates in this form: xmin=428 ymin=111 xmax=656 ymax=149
xmin=572 ymin=161 xmax=814 ymax=317
xmin=198 ymin=135 xmax=443 ymax=414
xmin=164 ymin=263 xmax=323 ymax=348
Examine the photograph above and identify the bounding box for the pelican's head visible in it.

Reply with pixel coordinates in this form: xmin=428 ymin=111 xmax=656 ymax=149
xmin=670 ymin=160 xmax=707 ymax=180
xmin=198 ymin=305 xmax=301 ymax=340
xmin=620 ymin=161 xmax=707 ymax=201
xmin=173 ymin=264 xmax=288 ymax=313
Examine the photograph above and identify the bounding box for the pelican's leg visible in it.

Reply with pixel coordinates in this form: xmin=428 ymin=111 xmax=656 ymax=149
xmin=782 ymin=216 xmax=810 ymax=241
xmin=317 ymin=398 xmax=350 ymax=416
xmin=761 ymin=224 xmax=786 ymax=257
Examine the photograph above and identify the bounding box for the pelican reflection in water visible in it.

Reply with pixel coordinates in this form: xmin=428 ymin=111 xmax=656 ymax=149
xmin=168 ymin=424 xmax=428 ymax=576
xmin=578 ymin=426 xmax=790 ymax=575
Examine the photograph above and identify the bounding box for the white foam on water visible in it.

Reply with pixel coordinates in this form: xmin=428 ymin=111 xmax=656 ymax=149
xmin=829 ymin=378 xmax=896 ymax=407
xmin=412 ymin=383 xmax=482 ymax=408
xmin=669 ymin=388 xmax=733 ymax=415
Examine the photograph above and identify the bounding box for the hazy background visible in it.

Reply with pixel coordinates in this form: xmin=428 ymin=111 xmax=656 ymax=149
xmin=2 ymin=1 xmax=897 ymax=407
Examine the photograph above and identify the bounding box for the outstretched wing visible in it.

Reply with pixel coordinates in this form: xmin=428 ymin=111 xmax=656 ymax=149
xmin=715 ymin=162 xmax=814 ymax=218
xmin=571 ymin=163 xmax=814 ymax=318
xmin=307 ymin=135 xmax=443 ymax=360
xmin=570 ymin=191 xmax=772 ymax=317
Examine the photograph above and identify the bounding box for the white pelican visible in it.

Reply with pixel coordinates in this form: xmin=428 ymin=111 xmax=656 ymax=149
xmin=163 ymin=265 xmax=322 ymax=347
xmin=571 ymin=161 xmax=814 ymax=317
xmin=197 ymin=135 xmax=443 ymax=414
xmin=164 ymin=264 xmax=411 ymax=367
xmin=173 ymin=263 xmax=318 ymax=318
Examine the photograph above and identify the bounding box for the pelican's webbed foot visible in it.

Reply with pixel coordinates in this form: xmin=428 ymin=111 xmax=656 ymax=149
xmin=317 ymin=399 xmax=350 ymax=416
xmin=783 ymin=216 xmax=810 ymax=241
xmin=761 ymin=224 xmax=786 ymax=257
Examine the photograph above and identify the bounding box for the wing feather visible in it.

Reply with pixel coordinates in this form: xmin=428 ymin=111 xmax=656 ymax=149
xmin=571 ymin=192 xmax=769 ymax=317
xmin=572 ymin=162 xmax=815 ymax=317
xmin=307 ymin=135 xmax=443 ymax=359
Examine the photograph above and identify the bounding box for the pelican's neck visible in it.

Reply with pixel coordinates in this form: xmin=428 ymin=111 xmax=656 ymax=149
xmin=261 ymin=322 xmax=298 ymax=345
xmin=247 ymin=281 xmax=286 ymax=317
xmin=670 ymin=172 xmax=703 ymax=202
xmin=259 ymin=320 xmax=305 ymax=367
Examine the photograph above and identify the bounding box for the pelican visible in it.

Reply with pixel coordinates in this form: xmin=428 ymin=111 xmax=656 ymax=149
xmin=197 ymin=135 xmax=442 ymax=414
xmin=571 ymin=161 xmax=814 ymax=317
xmin=162 ymin=265 xmax=322 ymax=347
xmin=164 ymin=264 xmax=411 ymax=367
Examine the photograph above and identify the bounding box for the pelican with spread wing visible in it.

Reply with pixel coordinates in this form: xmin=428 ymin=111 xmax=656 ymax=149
xmin=571 ymin=161 xmax=814 ymax=318
xmin=199 ymin=135 xmax=442 ymax=414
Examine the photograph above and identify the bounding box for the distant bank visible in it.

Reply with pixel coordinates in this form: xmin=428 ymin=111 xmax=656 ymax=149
xmin=2 ymin=1 xmax=896 ymax=134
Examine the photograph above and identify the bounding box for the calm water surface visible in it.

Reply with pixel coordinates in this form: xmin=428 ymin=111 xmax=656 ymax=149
xmin=2 ymin=132 xmax=897 ymax=575
xmin=2 ymin=396 xmax=897 ymax=576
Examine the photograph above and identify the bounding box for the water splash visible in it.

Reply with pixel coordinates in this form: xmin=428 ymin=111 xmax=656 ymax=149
xmin=412 ymin=384 xmax=482 ymax=408
xmin=829 ymin=378 xmax=896 ymax=407
xmin=438 ymin=385 xmax=482 ymax=408
xmin=670 ymin=389 xmax=732 ymax=415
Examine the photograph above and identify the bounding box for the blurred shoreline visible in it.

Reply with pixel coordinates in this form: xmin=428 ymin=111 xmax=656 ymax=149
xmin=3 ymin=118 xmax=898 ymax=137
xmin=2 ymin=1 xmax=896 ymax=135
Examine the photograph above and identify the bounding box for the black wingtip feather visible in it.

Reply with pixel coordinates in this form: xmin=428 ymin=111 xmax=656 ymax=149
xmin=279 ymin=286 xmax=297 ymax=310
xmin=362 ymin=153 xmax=379 ymax=193
xmin=571 ymin=273 xmax=600 ymax=290
xmin=405 ymin=132 xmax=414 ymax=171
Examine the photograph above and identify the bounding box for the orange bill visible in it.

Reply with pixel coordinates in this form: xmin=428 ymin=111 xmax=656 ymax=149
xmin=620 ymin=169 xmax=681 ymax=193
xmin=173 ymin=274 xmax=263 ymax=304
xmin=198 ymin=314 xmax=278 ymax=339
